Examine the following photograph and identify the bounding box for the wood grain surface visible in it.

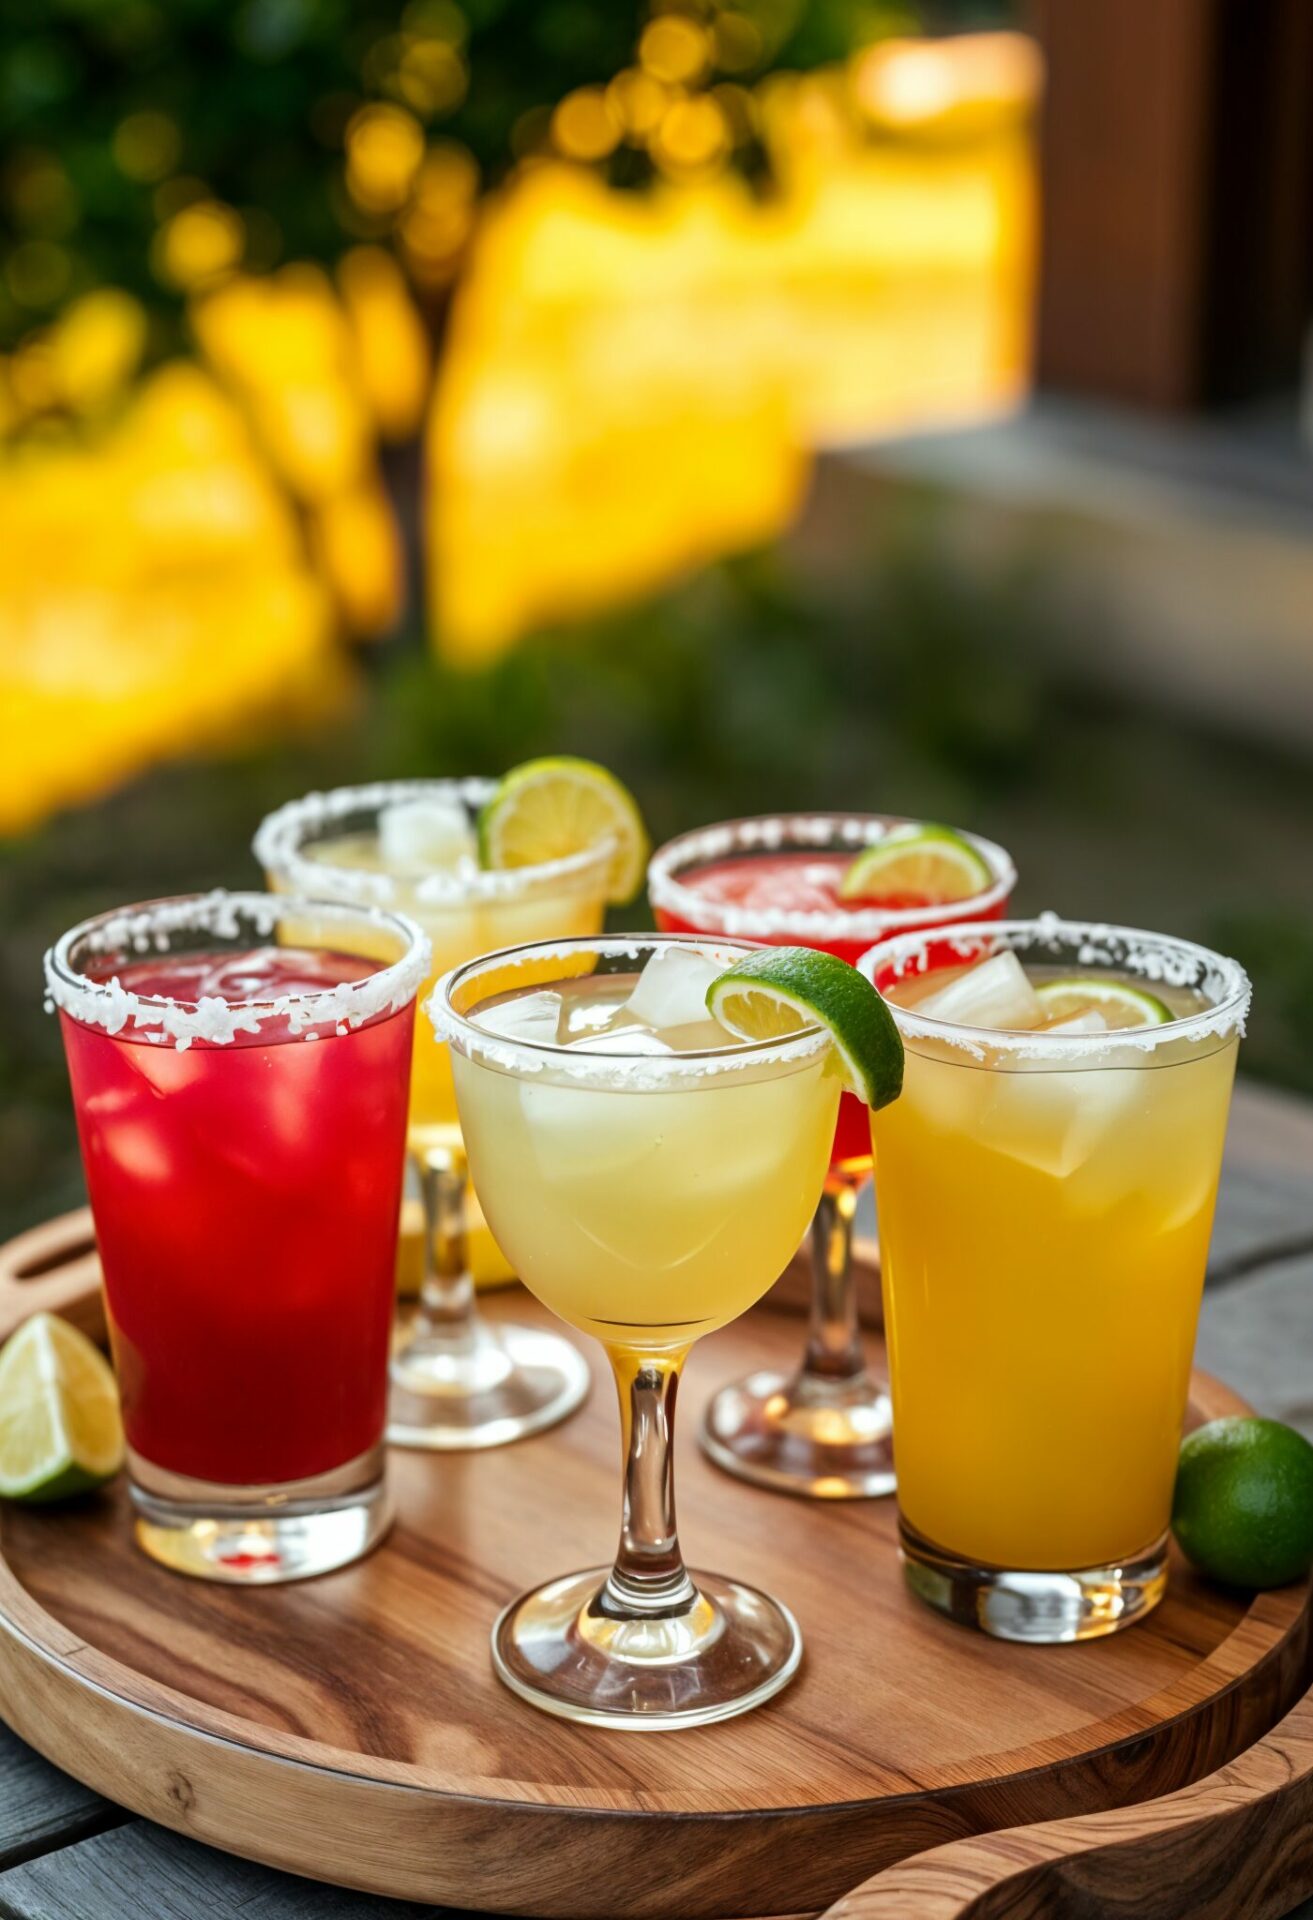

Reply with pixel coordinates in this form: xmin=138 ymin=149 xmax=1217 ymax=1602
xmin=0 ymin=1221 xmax=1308 ymax=1917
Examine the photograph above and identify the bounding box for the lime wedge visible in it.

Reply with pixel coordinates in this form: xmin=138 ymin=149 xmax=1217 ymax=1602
xmin=477 ymin=757 xmax=650 ymax=905
xmin=838 ymin=824 xmax=991 ymax=904
xmin=707 ymin=946 xmax=904 ymax=1108
xmin=1035 ymin=978 xmax=1170 ymax=1030
xmin=0 ymin=1313 xmax=124 ymax=1503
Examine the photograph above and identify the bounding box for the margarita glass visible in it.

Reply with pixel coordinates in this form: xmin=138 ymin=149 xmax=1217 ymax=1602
xmin=862 ymin=917 xmax=1248 ymax=1642
xmin=255 ymin=781 xmax=610 ymax=1450
xmin=431 ymin=934 xmax=842 ymax=1728
xmin=650 ymin=813 xmax=1015 ymax=1497
xmin=46 ymin=890 xmax=428 ymax=1583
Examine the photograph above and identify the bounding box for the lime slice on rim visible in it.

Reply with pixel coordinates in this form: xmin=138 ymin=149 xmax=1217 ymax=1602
xmin=477 ymin=757 xmax=650 ymax=905
xmin=1035 ymin=978 xmax=1171 ymax=1029
xmin=707 ymin=946 xmax=904 ymax=1109
xmin=0 ymin=1313 xmax=124 ymax=1504
xmin=838 ymin=824 xmax=991 ymax=904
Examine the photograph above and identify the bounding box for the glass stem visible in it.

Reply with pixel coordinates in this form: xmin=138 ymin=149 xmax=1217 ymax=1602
xmin=801 ymin=1179 xmax=867 ymax=1384
xmin=597 ymin=1348 xmax=696 ymax=1620
xmin=409 ymin=1146 xmax=478 ymax=1357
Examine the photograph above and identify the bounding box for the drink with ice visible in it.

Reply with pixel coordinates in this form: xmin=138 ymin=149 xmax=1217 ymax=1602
xmin=433 ymin=934 xmax=840 ymax=1726
xmin=863 ymin=917 xmax=1249 ymax=1641
xmin=47 ymin=893 xmax=426 ymax=1582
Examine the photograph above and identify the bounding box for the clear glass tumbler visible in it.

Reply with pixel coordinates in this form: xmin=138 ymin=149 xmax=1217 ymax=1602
xmin=861 ymin=916 xmax=1249 ymax=1642
xmin=45 ymin=890 xmax=429 ymax=1582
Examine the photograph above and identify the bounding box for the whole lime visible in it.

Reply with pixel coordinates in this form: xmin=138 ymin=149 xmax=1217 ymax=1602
xmin=1173 ymin=1417 xmax=1313 ymax=1590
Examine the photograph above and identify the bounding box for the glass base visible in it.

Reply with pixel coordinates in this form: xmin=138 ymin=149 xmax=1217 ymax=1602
xmin=700 ymin=1366 xmax=896 ymax=1498
xmin=492 ymin=1566 xmax=803 ymax=1730
xmin=387 ymin=1320 xmax=590 ymax=1450
xmin=900 ymin=1519 xmax=1170 ymax=1643
xmin=128 ymin=1445 xmax=391 ymax=1584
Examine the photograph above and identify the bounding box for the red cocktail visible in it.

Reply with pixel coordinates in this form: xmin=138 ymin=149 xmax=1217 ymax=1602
xmin=649 ymin=815 xmax=1016 ymax=1498
xmin=47 ymin=892 xmax=429 ymax=1583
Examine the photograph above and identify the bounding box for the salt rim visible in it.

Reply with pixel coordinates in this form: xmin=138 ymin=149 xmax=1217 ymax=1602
xmin=254 ymin=778 xmax=615 ymax=908
xmin=647 ymin=813 xmax=1016 ymax=943
xmin=857 ymin=912 xmax=1251 ymax=1063
xmin=45 ymin=890 xmax=431 ymax=1050
xmin=427 ymin=934 xmax=833 ymax=1091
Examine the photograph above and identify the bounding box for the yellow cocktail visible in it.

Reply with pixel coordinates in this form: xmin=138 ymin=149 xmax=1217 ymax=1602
xmin=433 ymin=934 xmax=843 ymax=1728
xmin=254 ymin=780 xmax=610 ymax=1450
xmin=863 ymin=918 xmax=1249 ymax=1643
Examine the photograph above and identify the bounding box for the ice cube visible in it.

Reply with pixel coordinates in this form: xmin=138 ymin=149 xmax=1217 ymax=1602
xmin=378 ymin=798 xmax=475 ymax=872
xmin=1042 ymin=1009 xmax=1108 ymax=1035
xmin=475 ymin=990 xmax=562 ymax=1046
xmin=556 ymin=996 xmax=622 ymax=1043
xmin=578 ymin=1028 xmax=674 ymax=1055
xmin=661 ymin=1018 xmax=737 ymax=1053
xmin=624 ymin=947 xmax=724 ymax=1032
xmin=918 ymin=951 xmax=1042 ymax=1031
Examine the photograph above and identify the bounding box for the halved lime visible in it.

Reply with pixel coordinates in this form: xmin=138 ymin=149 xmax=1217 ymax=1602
xmin=707 ymin=945 xmax=904 ymax=1108
xmin=838 ymin=824 xmax=991 ymax=904
xmin=1035 ymin=977 xmax=1170 ymax=1030
xmin=0 ymin=1313 xmax=124 ymax=1504
xmin=477 ymin=758 xmax=650 ymax=905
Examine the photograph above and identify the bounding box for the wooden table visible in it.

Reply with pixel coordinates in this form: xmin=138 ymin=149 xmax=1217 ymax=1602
xmin=1 ymin=1078 xmax=1310 ymax=1920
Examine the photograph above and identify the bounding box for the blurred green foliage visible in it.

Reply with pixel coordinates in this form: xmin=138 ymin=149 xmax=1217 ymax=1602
xmin=0 ymin=0 xmax=926 ymax=350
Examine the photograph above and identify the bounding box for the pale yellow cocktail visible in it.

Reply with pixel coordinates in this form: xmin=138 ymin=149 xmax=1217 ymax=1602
xmin=862 ymin=918 xmax=1249 ymax=1643
xmin=432 ymin=933 xmax=843 ymax=1728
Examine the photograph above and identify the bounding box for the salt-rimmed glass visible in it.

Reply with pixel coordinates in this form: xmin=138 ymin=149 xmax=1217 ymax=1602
xmin=650 ymin=812 xmax=1016 ymax=1499
xmin=255 ymin=781 xmax=608 ymax=1451
xmin=45 ymin=890 xmax=429 ymax=1583
xmin=430 ymin=934 xmax=842 ymax=1729
xmin=859 ymin=915 xmax=1250 ymax=1643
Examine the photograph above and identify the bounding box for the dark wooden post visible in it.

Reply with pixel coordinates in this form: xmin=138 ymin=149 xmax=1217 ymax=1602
xmin=1028 ymin=0 xmax=1313 ymax=410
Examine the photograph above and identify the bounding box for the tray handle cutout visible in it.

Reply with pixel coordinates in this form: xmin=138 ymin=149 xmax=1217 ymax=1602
xmin=820 ymin=1653 xmax=1313 ymax=1920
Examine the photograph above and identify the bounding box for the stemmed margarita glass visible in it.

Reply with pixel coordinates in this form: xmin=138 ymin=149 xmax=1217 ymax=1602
xmin=430 ymin=933 xmax=853 ymax=1728
xmin=255 ymin=780 xmax=610 ymax=1449
xmin=650 ymin=813 xmax=1015 ymax=1497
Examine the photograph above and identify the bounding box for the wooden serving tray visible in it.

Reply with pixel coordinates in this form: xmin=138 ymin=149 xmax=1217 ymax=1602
xmin=0 ymin=1212 xmax=1310 ymax=1920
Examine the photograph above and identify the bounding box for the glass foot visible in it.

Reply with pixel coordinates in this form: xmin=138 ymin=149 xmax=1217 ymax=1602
xmin=492 ymin=1566 xmax=802 ymax=1730
xmin=700 ymin=1366 xmax=896 ymax=1498
xmin=129 ymin=1446 xmax=391 ymax=1584
xmin=387 ymin=1321 xmax=590 ymax=1450
xmin=900 ymin=1520 xmax=1169 ymax=1642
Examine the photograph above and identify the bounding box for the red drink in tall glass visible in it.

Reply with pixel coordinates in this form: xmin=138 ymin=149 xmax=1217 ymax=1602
xmin=649 ymin=816 xmax=1016 ymax=1500
xmin=47 ymin=892 xmax=428 ymax=1582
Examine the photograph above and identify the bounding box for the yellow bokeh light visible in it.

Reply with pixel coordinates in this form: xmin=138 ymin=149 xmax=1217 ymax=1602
xmin=112 ymin=110 xmax=182 ymax=184
xmin=607 ymin=68 xmax=669 ymax=142
xmin=51 ymin=290 xmax=148 ymax=412
xmin=8 ymin=340 xmax=59 ymax=414
xmin=398 ymin=37 xmax=467 ymax=116
xmin=640 ymin=14 xmax=710 ymax=86
xmin=552 ymin=88 xmax=622 ymax=163
xmin=345 ymin=103 xmax=425 ymax=214
xmin=309 ymin=480 xmax=404 ymax=638
xmin=651 ymin=95 xmax=731 ymax=174
xmin=152 ymin=200 xmax=245 ymax=290
xmin=403 ymin=0 xmax=467 ymax=43
xmin=337 ymin=245 xmax=432 ymax=442
xmin=0 ymin=363 xmax=339 ymax=833
xmin=853 ymin=33 xmax=1043 ymax=134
